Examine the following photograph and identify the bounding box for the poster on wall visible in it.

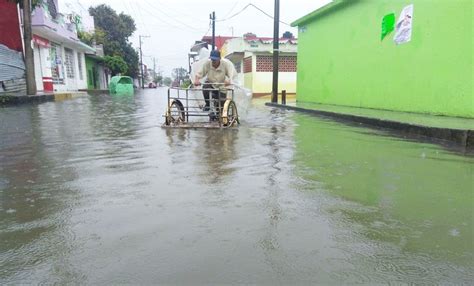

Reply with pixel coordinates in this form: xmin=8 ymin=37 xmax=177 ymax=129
xmin=381 ymin=13 xmax=395 ymax=40
xmin=394 ymin=4 xmax=414 ymax=45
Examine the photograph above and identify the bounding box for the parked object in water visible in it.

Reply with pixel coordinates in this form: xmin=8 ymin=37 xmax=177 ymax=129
xmin=109 ymin=76 xmax=134 ymax=95
xmin=148 ymin=82 xmax=157 ymax=88
xmin=163 ymin=84 xmax=242 ymax=129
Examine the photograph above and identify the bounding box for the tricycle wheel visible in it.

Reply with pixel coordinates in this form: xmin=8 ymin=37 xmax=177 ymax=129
xmin=165 ymin=100 xmax=185 ymax=125
xmin=222 ymin=100 xmax=239 ymax=127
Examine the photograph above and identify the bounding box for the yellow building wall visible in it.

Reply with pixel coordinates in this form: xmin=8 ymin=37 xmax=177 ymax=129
xmin=252 ymin=72 xmax=297 ymax=95
xmin=244 ymin=73 xmax=253 ymax=91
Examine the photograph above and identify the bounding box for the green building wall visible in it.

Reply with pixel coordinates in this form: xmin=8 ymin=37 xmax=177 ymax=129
xmin=85 ymin=56 xmax=101 ymax=90
xmin=294 ymin=0 xmax=473 ymax=118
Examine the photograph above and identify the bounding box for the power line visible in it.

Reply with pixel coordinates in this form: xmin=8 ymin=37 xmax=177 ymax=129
xmin=217 ymin=3 xmax=291 ymax=26
xmin=125 ymin=0 xmax=151 ymax=36
xmin=133 ymin=1 xmax=195 ymax=32
xmin=148 ymin=0 xmax=208 ymax=24
xmin=133 ymin=1 xmax=152 ymax=36
xmin=223 ymin=0 xmax=241 ymax=18
xmin=203 ymin=20 xmax=212 ymax=37
xmin=141 ymin=0 xmax=207 ymax=32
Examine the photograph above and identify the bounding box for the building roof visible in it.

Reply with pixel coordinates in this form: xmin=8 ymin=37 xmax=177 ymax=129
xmin=244 ymin=36 xmax=297 ymax=45
xmin=291 ymin=0 xmax=349 ymax=27
xmin=201 ymin=36 xmax=236 ymax=50
xmin=203 ymin=34 xmax=297 ymax=52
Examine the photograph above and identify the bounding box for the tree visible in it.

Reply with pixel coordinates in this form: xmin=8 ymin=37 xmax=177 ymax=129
xmin=153 ymin=75 xmax=163 ymax=85
xmin=103 ymin=56 xmax=128 ymax=76
xmin=282 ymin=31 xmax=294 ymax=39
xmin=77 ymin=29 xmax=106 ymax=46
xmin=88 ymin=4 xmax=139 ymax=78
xmin=163 ymin=77 xmax=172 ymax=87
xmin=172 ymin=67 xmax=188 ymax=82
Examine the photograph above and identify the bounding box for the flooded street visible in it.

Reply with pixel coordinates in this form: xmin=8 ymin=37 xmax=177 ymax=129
xmin=1 ymin=88 xmax=473 ymax=284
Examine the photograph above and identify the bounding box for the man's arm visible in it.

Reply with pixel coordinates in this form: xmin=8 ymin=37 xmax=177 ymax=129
xmin=194 ymin=75 xmax=201 ymax=86
xmin=224 ymin=59 xmax=238 ymax=85
xmin=194 ymin=61 xmax=210 ymax=86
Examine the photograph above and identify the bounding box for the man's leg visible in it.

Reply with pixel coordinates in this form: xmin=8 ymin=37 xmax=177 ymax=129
xmin=202 ymin=83 xmax=212 ymax=111
xmin=208 ymin=89 xmax=220 ymax=121
xmin=212 ymin=91 xmax=226 ymax=115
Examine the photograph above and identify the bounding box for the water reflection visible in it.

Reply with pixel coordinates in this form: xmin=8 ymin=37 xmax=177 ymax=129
xmin=88 ymin=94 xmax=140 ymax=140
xmin=293 ymin=113 xmax=474 ymax=273
xmin=0 ymin=104 xmax=84 ymax=283
xmin=194 ymin=129 xmax=239 ymax=185
xmin=260 ymin=123 xmax=285 ymax=276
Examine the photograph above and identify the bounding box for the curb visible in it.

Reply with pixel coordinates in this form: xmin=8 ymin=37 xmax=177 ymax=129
xmin=0 ymin=93 xmax=55 ymax=106
xmin=266 ymin=102 xmax=473 ymax=148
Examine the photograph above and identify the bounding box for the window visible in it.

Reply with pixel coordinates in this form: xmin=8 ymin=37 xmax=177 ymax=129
xmin=256 ymin=55 xmax=297 ymax=72
xmin=50 ymin=43 xmax=64 ymax=84
xmin=77 ymin=52 xmax=83 ymax=80
xmin=243 ymin=57 xmax=252 ymax=73
xmin=234 ymin=62 xmax=241 ymax=73
xmin=64 ymin=48 xmax=75 ymax=79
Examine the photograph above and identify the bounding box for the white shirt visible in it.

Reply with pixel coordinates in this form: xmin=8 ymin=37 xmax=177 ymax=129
xmin=196 ymin=58 xmax=237 ymax=86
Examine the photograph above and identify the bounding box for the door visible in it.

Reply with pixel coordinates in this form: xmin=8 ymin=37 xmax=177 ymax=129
xmin=64 ymin=47 xmax=77 ymax=90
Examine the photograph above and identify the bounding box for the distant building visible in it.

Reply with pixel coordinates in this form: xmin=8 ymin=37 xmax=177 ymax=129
xmin=31 ymin=0 xmax=95 ymax=92
xmin=201 ymin=36 xmax=236 ymax=51
xmin=0 ymin=0 xmax=108 ymax=93
xmin=85 ymin=47 xmax=109 ymax=90
xmin=221 ymin=33 xmax=297 ymax=96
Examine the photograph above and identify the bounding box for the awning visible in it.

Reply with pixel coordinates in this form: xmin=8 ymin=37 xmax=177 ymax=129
xmin=32 ymin=25 xmax=95 ymax=53
xmin=225 ymin=52 xmax=244 ymax=63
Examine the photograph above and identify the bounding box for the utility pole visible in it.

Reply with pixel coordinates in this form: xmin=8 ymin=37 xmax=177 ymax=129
xmin=139 ymin=35 xmax=150 ymax=89
xmin=210 ymin=11 xmax=216 ymax=50
xmin=271 ymin=0 xmax=280 ymax=103
xmin=23 ymin=0 xmax=36 ymax=95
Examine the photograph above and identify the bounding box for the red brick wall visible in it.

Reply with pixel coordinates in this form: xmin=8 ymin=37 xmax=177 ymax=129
xmin=256 ymin=55 xmax=297 ymax=72
xmin=243 ymin=56 xmax=252 ymax=73
xmin=0 ymin=0 xmax=22 ymax=51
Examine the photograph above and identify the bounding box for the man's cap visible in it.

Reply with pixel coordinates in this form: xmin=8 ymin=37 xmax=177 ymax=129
xmin=210 ymin=50 xmax=221 ymax=60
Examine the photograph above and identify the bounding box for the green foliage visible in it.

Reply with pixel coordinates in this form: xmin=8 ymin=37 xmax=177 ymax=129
xmin=88 ymin=4 xmax=139 ymax=78
xmin=282 ymin=31 xmax=294 ymax=39
xmin=77 ymin=29 xmax=106 ymax=46
xmin=103 ymin=56 xmax=128 ymax=76
xmin=121 ymin=44 xmax=139 ymax=78
xmin=153 ymin=75 xmax=163 ymax=84
xmin=163 ymin=77 xmax=172 ymax=87
xmin=180 ymin=79 xmax=192 ymax=88
xmin=172 ymin=67 xmax=188 ymax=81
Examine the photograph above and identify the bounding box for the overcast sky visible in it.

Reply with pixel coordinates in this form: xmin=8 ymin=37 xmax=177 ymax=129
xmin=61 ymin=0 xmax=332 ymax=77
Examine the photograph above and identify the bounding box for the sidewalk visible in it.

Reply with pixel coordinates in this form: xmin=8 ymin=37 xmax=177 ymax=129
xmin=266 ymin=99 xmax=474 ymax=148
xmin=0 ymin=91 xmax=88 ymax=105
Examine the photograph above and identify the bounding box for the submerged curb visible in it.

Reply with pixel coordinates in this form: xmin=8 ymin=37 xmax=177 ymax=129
xmin=0 ymin=91 xmax=90 ymax=106
xmin=266 ymin=102 xmax=473 ymax=148
xmin=0 ymin=93 xmax=55 ymax=105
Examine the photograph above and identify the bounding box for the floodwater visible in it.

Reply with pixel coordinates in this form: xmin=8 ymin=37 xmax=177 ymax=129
xmin=0 ymin=88 xmax=473 ymax=284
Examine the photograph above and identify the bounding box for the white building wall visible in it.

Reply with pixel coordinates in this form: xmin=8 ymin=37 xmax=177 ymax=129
xmin=55 ymin=44 xmax=89 ymax=91
xmin=97 ymin=65 xmax=108 ymax=89
xmin=75 ymin=51 xmax=87 ymax=89
xmin=33 ymin=44 xmax=54 ymax=92
xmin=51 ymin=43 xmax=67 ymax=92
xmin=33 ymin=45 xmax=43 ymax=91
